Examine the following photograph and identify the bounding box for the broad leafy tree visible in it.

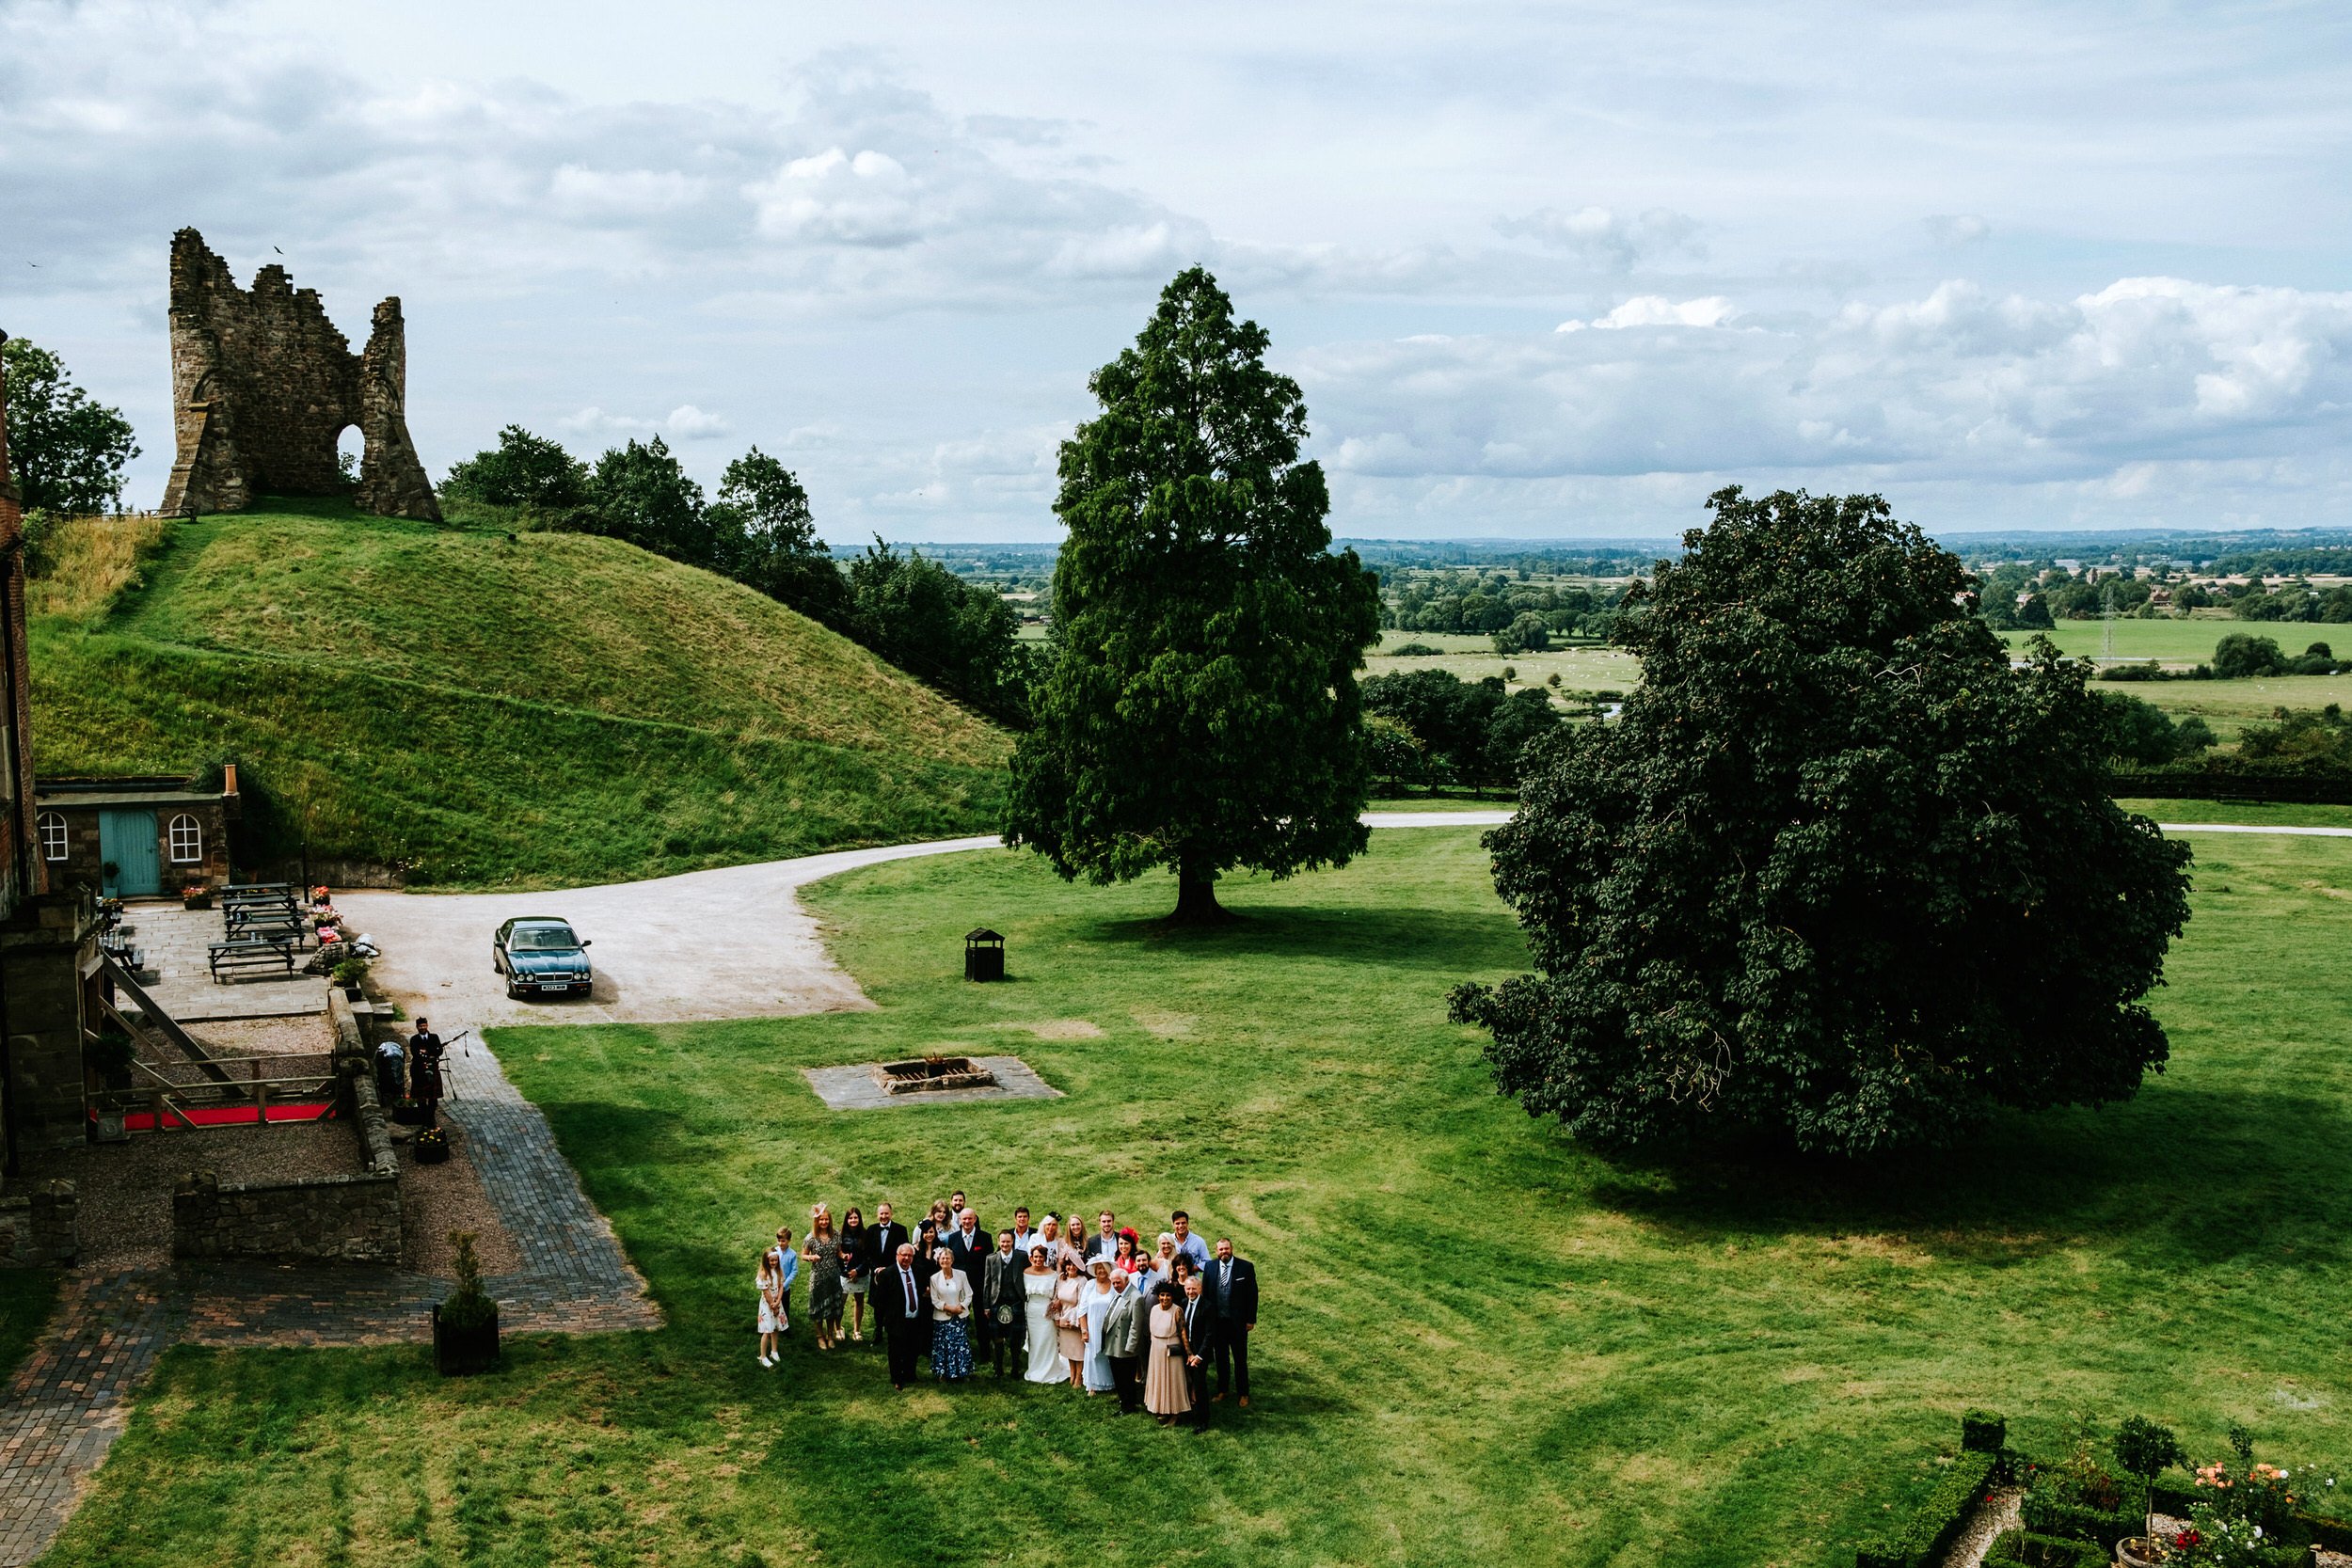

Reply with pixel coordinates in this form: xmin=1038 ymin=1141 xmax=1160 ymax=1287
xmin=587 ymin=436 xmax=715 ymax=566
xmin=709 ymin=448 xmax=848 ymax=626
xmin=442 ymin=425 xmax=591 ymax=511
xmin=1450 ymin=487 xmax=2193 ymax=1156
xmin=1 ymin=337 xmax=139 ymax=512
xmin=1005 ymin=267 xmax=1380 ymax=921
xmin=847 ymin=539 xmax=1028 ymax=724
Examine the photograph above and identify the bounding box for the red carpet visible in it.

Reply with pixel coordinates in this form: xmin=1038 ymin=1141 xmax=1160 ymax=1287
xmin=105 ymin=1101 xmax=339 ymax=1132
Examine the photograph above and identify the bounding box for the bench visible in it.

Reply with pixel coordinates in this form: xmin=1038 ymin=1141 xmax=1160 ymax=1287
xmin=225 ymin=915 xmax=308 ymax=947
xmin=208 ymin=939 xmax=296 ymax=982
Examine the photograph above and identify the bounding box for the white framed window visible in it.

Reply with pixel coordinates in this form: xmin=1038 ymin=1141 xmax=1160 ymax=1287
xmin=167 ymin=813 xmax=203 ymax=863
xmin=37 ymin=812 xmax=65 ymax=863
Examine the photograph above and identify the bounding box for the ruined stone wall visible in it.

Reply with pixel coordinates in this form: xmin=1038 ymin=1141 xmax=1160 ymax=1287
xmin=161 ymin=230 xmax=440 ymax=521
xmin=0 ymin=1181 xmax=78 ymax=1267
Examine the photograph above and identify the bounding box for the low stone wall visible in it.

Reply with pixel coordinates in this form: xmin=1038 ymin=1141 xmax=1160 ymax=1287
xmin=0 ymin=1180 xmax=77 ymax=1266
xmin=173 ymin=1168 xmax=400 ymax=1264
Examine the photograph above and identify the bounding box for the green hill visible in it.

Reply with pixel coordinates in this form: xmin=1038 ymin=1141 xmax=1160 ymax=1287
xmin=29 ymin=500 xmax=1009 ymax=888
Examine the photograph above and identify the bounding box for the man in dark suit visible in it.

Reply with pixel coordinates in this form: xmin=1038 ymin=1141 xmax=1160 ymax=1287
xmin=875 ymin=1243 xmax=930 ymax=1389
xmin=866 ymin=1203 xmax=910 ymax=1353
xmin=1178 ymin=1274 xmax=1218 ymax=1428
xmin=979 ymin=1229 xmax=1026 ymax=1376
xmin=1205 ymin=1237 xmax=1258 ymax=1405
xmin=1083 ymin=1211 xmax=1120 ymax=1262
xmin=946 ymin=1209 xmax=990 ymax=1283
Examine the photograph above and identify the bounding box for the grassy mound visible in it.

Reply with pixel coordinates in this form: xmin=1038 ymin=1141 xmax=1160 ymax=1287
xmin=29 ymin=500 xmax=1009 ymax=887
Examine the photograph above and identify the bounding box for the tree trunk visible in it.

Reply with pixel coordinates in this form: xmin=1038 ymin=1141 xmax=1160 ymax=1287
xmin=1169 ymin=865 xmax=1232 ymax=925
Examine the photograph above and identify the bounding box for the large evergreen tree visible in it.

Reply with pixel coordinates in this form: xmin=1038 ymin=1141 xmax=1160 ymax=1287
xmin=1005 ymin=267 xmax=1380 ymax=921
xmin=1450 ymin=487 xmax=2194 ymax=1156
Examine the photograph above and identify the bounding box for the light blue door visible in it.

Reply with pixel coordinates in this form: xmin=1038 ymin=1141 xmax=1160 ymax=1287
xmin=99 ymin=810 xmax=160 ymax=896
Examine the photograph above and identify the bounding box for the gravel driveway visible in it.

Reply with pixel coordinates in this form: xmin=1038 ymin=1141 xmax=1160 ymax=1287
xmin=339 ymin=836 xmax=1001 ymax=1030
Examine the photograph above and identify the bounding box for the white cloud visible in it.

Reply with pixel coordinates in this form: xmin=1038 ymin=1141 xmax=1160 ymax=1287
xmin=663 ymin=404 xmax=732 ymax=439
xmin=1307 ymin=276 xmax=2352 ymax=494
xmin=1559 ymin=294 xmax=1738 ymax=331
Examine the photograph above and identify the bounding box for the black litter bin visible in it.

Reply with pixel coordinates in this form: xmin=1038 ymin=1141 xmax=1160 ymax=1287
xmin=964 ymin=927 xmax=1005 ymax=982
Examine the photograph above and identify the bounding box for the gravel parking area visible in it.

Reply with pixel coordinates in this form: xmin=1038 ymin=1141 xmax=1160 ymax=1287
xmin=22 ymin=1121 xmax=367 ymax=1271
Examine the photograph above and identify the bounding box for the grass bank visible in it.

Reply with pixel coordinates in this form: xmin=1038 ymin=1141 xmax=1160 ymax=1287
xmin=29 ymin=504 xmax=1010 ymax=887
xmin=40 ymin=826 xmax=2352 ymax=1567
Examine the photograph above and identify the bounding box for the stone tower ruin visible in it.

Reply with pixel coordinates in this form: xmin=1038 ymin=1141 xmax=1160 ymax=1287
xmin=159 ymin=229 xmax=440 ymax=520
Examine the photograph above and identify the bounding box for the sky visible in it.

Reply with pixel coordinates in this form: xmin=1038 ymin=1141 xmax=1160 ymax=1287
xmin=4 ymin=0 xmax=2350 ymax=543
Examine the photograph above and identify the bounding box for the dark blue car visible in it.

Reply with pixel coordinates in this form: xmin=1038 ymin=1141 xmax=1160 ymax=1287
xmin=493 ymin=916 xmax=594 ymax=999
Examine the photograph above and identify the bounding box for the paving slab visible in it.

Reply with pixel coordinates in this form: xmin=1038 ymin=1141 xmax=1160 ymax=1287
xmin=117 ymin=901 xmax=326 ymax=1023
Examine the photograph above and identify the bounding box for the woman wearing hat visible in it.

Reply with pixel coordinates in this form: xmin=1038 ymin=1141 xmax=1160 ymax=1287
xmin=1051 ymin=1256 xmax=1087 ymax=1389
xmin=1113 ymin=1229 xmax=1142 ymax=1277
xmin=1142 ymin=1279 xmax=1193 ymax=1424
xmin=1078 ymin=1258 xmax=1119 ymax=1395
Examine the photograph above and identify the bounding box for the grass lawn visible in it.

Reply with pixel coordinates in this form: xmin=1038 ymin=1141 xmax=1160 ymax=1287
xmin=41 ymin=828 xmax=2352 ymax=1567
xmin=2122 ymin=799 xmax=2352 ymax=830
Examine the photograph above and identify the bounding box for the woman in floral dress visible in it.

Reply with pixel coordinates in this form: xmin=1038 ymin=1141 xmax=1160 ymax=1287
xmin=927 ymin=1245 xmax=975 ymax=1382
xmin=802 ymin=1203 xmax=845 ymax=1352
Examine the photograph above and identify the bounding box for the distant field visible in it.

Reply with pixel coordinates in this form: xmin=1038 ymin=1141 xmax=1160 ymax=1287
xmin=2126 ymin=674 xmax=2352 ymax=740
xmin=1999 ymin=617 xmax=2342 ymax=665
xmin=1367 ymin=631 xmax=1641 ymax=696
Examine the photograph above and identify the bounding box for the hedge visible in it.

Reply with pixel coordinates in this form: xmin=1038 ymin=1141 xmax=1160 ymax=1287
xmin=2111 ymin=763 xmax=2352 ymax=805
xmin=2017 ymin=1495 xmax=2139 ymax=1548
xmin=1856 ymin=1450 xmax=2001 ymax=1568
xmin=1983 ymin=1529 xmax=2106 ymax=1568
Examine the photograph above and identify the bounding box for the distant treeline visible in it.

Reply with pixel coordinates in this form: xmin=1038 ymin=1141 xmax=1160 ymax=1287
xmin=440 ymin=427 xmax=1041 ymax=726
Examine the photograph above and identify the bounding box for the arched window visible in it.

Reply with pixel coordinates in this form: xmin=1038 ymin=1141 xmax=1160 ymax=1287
xmin=37 ymin=812 xmax=66 ymax=863
xmin=167 ymin=813 xmax=203 ymax=863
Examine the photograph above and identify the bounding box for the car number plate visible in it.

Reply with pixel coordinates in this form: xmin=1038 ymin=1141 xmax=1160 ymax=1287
xmin=538 ymin=983 xmax=567 ymax=992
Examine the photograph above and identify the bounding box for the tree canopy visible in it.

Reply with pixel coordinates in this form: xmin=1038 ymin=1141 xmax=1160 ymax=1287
xmin=710 ymin=448 xmax=847 ymax=626
xmin=1004 ymin=266 xmax=1380 ymax=920
xmin=1 ymin=337 xmax=140 ymax=513
xmin=441 ymin=424 xmax=591 ymax=512
xmin=1450 ymin=487 xmax=2194 ymax=1156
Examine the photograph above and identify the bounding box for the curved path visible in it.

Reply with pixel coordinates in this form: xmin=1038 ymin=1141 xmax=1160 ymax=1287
xmin=341 ymin=811 xmax=2328 ymax=1031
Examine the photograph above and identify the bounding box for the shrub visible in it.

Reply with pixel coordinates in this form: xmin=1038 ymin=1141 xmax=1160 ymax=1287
xmin=1855 ymin=1450 xmax=2000 ymax=1568
xmin=2018 ymin=1493 xmax=2138 ymax=1548
xmin=1963 ymin=1410 xmax=2009 ymax=1453
xmin=2212 ymin=632 xmax=2289 ymax=679
xmin=1385 ymin=641 xmax=1442 ymax=656
xmin=438 ymin=1231 xmax=496 ymax=1333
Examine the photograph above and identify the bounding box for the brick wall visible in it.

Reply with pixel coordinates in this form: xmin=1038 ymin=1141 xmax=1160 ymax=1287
xmin=172 ymin=1169 xmax=401 ymax=1265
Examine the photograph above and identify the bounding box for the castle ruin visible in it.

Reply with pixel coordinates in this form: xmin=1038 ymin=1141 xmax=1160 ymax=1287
xmin=159 ymin=229 xmax=439 ymax=520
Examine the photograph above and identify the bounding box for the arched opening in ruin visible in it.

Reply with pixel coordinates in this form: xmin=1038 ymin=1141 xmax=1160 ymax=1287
xmin=336 ymin=425 xmax=363 ymax=488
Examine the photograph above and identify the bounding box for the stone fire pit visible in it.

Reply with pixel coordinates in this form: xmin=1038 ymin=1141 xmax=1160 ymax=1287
xmin=802 ymin=1055 xmax=1058 ymax=1111
xmin=878 ymin=1056 xmax=998 ymax=1094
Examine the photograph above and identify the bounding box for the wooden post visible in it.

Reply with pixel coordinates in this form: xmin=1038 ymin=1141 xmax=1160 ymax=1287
xmin=255 ymin=1081 xmax=269 ymax=1125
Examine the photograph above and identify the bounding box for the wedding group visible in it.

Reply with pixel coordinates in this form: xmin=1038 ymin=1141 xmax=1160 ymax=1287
xmin=755 ymin=1195 xmax=1259 ymax=1428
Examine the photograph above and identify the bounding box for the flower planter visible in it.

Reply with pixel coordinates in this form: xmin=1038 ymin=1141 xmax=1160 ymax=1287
xmin=341 ymin=983 xmax=364 ymax=1003
xmin=414 ymin=1131 xmax=451 ymax=1165
xmin=2117 ymin=1538 xmax=2161 ymax=1568
xmin=389 ymin=1101 xmax=431 ymax=1127
xmin=432 ymin=1302 xmax=500 ymax=1375
xmin=182 ymin=894 xmax=213 ymax=911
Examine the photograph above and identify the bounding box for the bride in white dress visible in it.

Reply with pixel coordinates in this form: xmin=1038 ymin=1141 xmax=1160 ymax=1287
xmin=1022 ymin=1246 xmax=1066 ymax=1383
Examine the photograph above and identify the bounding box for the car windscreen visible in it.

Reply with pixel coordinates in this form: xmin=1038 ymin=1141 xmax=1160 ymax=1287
xmin=509 ymin=927 xmax=580 ymax=951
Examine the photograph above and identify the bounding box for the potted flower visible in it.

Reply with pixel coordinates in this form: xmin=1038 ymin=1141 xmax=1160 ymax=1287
xmin=331 ymin=956 xmax=370 ymax=1002
xmin=2114 ymin=1416 xmax=2185 ymax=1568
xmin=389 ymin=1094 xmax=431 ymax=1128
xmin=181 ymin=881 xmax=214 ymax=911
xmin=432 ymin=1231 xmax=500 ymax=1374
xmin=414 ymin=1125 xmax=451 ymax=1165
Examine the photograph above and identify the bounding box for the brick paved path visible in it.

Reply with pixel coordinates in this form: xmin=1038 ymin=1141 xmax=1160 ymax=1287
xmin=442 ymin=1033 xmax=661 ymax=1334
xmin=0 ymin=1271 xmax=183 ymax=1565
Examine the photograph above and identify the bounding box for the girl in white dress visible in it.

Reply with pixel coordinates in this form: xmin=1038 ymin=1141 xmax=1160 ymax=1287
xmin=1022 ymin=1245 xmax=1066 ymax=1383
xmin=755 ymin=1252 xmax=784 ymax=1366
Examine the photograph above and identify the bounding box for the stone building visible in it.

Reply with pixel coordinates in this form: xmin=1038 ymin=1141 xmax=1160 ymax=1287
xmin=34 ymin=769 xmax=241 ymax=897
xmin=158 ymin=228 xmax=440 ymax=521
xmin=0 ymin=332 xmax=104 ymax=1171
